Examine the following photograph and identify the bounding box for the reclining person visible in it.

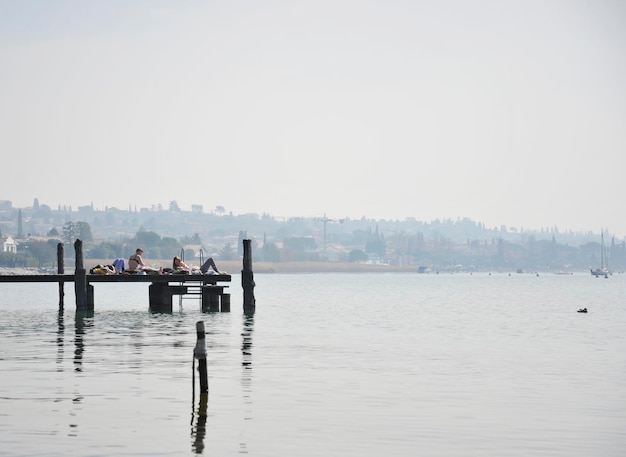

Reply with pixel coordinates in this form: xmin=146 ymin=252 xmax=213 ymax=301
xmin=172 ymin=255 xmax=224 ymax=274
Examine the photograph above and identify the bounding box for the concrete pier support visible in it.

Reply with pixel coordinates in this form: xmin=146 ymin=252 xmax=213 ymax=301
xmin=201 ymin=286 xmax=222 ymax=313
xmin=221 ymin=293 xmax=231 ymax=312
xmin=149 ymin=283 xmax=173 ymax=313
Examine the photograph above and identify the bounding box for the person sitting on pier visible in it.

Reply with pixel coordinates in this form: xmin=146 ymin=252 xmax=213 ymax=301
xmin=172 ymin=255 xmax=224 ymax=275
xmin=127 ymin=248 xmax=162 ymax=274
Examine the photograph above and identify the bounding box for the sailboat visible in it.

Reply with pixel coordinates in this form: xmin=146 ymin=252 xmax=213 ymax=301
xmin=590 ymin=232 xmax=611 ymax=278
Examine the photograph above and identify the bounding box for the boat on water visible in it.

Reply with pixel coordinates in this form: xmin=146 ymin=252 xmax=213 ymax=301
xmin=591 ymin=266 xmax=610 ymax=278
xmin=590 ymin=232 xmax=611 ymax=278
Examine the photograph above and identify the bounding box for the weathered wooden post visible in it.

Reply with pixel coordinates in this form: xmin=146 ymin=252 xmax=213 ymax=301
xmin=57 ymin=243 xmax=64 ymax=311
xmin=74 ymin=239 xmax=88 ymax=311
xmin=242 ymin=239 xmax=256 ymax=314
xmin=194 ymin=321 xmax=208 ymax=394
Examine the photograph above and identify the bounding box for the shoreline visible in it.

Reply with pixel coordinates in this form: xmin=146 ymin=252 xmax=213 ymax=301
xmin=217 ymin=261 xmax=418 ymax=274
xmin=2 ymin=262 xmax=600 ymax=275
xmin=0 ymin=262 xmax=416 ymax=275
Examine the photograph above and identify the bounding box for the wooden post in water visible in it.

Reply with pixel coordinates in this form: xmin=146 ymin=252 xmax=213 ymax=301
xmin=221 ymin=293 xmax=230 ymax=312
xmin=201 ymin=286 xmax=220 ymax=313
xmin=242 ymin=239 xmax=256 ymax=314
xmin=149 ymin=283 xmax=173 ymax=313
xmin=194 ymin=321 xmax=208 ymax=394
xmin=57 ymin=243 xmax=64 ymax=311
xmin=74 ymin=239 xmax=89 ymax=311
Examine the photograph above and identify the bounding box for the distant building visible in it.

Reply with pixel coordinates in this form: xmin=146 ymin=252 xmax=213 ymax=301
xmin=319 ymin=244 xmax=349 ymax=262
xmin=3 ymin=236 xmax=18 ymax=253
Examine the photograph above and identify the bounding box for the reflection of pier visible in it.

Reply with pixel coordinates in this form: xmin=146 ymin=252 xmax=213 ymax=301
xmin=53 ymin=309 xmax=94 ymax=438
xmin=73 ymin=312 xmax=93 ymax=372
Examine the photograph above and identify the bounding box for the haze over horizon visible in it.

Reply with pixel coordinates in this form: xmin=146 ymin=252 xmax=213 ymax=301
xmin=1 ymin=1 xmax=625 ymax=236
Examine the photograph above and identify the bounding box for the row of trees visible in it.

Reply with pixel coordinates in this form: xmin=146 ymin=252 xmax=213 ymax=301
xmin=0 ymin=239 xmax=61 ymax=268
xmin=3 ymin=235 xmax=624 ymax=273
xmin=2 ymin=201 xmax=624 ymax=271
xmin=0 ymin=228 xmax=239 ymax=269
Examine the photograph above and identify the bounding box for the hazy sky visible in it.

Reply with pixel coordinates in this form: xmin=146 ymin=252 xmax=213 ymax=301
xmin=1 ymin=0 xmax=625 ymax=236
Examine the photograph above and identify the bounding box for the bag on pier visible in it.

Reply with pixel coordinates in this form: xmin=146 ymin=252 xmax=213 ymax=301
xmin=90 ymin=265 xmax=116 ymax=275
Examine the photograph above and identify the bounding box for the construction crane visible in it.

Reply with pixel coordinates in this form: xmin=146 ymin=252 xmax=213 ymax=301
xmin=316 ymin=214 xmax=346 ymax=252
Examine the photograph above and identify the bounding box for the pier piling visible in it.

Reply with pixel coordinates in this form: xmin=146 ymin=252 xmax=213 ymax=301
xmin=194 ymin=321 xmax=208 ymax=394
xmin=242 ymin=239 xmax=256 ymax=314
xmin=221 ymin=293 xmax=231 ymax=312
xmin=57 ymin=243 xmax=64 ymax=311
xmin=149 ymin=283 xmax=172 ymax=313
xmin=74 ymin=240 xmax=92 ymax=312
xmin=202 ymin=288 xmax=218 ymax=312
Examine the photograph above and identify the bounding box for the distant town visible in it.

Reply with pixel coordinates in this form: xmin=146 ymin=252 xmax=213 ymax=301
xmin=0 ymin=199 xmax=623 ymax=273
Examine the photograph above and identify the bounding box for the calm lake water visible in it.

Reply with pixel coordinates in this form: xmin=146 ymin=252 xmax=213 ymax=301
xmin=0 ymin=272 xmax=625 ymax=456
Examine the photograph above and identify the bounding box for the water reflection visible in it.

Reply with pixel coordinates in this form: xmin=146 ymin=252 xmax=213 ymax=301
xmin=56 ymin=309 xmax=64 ymax=369
xmin=242 ymin=313 xmax=254 ymax=369
xmin=242 ymin=313 xmax=254 ymax=407
xmin=241 ymin=313 xmax=254 ymax=454
xmin=191 ymin=394 xmax=208 ymax=454
xmin=55 ymin=310 xmax=95 ymax=373
xmin=58 ymin=310 xmax=93 ymax=439
xmin=73 ymin=311 xmax=94 ymax=372
xmin=191 ymin=317 xmax=210 ymax=454
xmin=189 ymin=313 xmax=256 ymax=454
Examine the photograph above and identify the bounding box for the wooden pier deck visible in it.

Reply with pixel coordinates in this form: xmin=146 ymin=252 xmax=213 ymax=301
xmin=0 ymin=273 xmax=232 ymax=313
xmin=0 ymin=273 xmax=231 ymax=284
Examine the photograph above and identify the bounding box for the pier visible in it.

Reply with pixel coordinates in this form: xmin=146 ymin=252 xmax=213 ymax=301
xmin=0 ymin=238 xmax=257 ymax=314
xmin=0 ymin=271 xmax=232 ymax=313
